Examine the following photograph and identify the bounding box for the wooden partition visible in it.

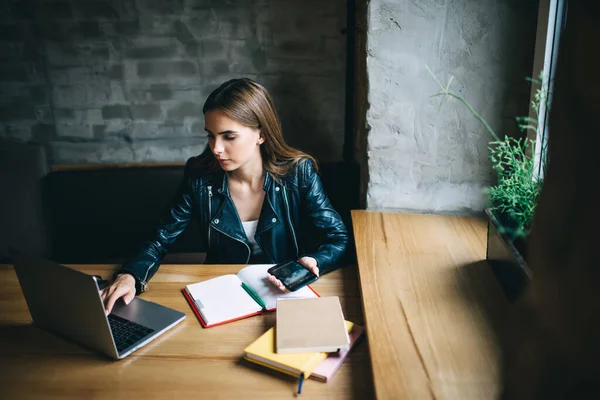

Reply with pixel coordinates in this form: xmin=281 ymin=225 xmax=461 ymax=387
xmin=352 ymin=210 xmax=511 ymax=399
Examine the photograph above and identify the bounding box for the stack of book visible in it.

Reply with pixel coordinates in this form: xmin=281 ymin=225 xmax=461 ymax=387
xmin=180 ymin=267 xmax=365 ymax=391
xmin=243 ymin=297 xmax=365 ymax=392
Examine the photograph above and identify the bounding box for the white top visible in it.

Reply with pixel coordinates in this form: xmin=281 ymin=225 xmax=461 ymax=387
xmin=242 ymin=220 xmax=263 ymax=256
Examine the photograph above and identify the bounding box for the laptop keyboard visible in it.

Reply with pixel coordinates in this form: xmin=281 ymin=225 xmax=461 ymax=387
xmin=108 ymin=314 xmax=155 ymax=353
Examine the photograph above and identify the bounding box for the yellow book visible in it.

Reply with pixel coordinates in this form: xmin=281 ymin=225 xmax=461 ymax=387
xmin=243 ymin=321 xmax=359 ymax=379
xmin=243 ymin=327 xmax=328 ymax=379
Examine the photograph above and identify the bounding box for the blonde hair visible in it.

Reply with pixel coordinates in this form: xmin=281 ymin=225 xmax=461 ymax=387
xmin=196 ymin=78 xmax=317 ymax=177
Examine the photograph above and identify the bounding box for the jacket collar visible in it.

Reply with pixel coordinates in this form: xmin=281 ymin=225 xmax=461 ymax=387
xmin=210 ymin=172 xmax=282 ymax=241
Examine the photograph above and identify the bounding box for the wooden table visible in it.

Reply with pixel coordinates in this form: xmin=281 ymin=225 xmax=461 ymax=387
xmin=351 ymin=210 xmax=511 ymax=400
xmin=0 ymin=264 xmax=374 ymax=399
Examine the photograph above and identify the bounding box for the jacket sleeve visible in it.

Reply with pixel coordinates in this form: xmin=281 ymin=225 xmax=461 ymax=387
xmin=299 ymin=160 xmax=349 ymax=274
xmin=113 ymin=160 xmax=197 ymax=294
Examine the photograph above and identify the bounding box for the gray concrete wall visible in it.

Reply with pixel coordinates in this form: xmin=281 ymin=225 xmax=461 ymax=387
xmin=0 ymin=0 xmax=346 ymax=164
xmin=365 ymin=0 xmax=538 ymax=214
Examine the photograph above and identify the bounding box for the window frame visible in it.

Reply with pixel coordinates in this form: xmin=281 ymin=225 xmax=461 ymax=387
xmin=530 ymin=0 xmax=568 ymax=180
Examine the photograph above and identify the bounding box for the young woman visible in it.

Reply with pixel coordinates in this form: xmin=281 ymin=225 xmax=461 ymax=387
xmin=102 ymin=78 xmax=349 ymax=314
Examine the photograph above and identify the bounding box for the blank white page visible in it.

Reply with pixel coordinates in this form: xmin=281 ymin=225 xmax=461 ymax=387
xmin=185 ymin=274 xmax=261 ymax=326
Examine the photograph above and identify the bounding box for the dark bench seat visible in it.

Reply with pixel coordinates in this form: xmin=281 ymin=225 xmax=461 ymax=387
xmin=45 ymin=165 xmax=203 ymax=264
xmin=1 ymin=141 xmax=359 ymax=264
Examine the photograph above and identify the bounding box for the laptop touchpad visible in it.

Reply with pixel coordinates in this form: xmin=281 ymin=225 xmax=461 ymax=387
xmin=112 ymin=298 xmax=184 ymax=331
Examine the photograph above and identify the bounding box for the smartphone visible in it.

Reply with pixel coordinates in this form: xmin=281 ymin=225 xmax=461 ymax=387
xmin=267 ymin=260 xmax=318 ymax=292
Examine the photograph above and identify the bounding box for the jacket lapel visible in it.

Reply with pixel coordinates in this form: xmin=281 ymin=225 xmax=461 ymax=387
xmin=209 ymin=172 xmax=282 ymax=242
xmin=210 ymin=173 xmax=247 ymax=243
xmin=256 ymin=173 xmax=282 ymax=235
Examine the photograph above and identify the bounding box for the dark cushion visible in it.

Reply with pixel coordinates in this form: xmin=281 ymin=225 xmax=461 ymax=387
xmin=319 ymin=161 xmax=360 ymax=264
xmin=45 ymin=166 xmax=203 ymax=264
xmin=0 ymin=136 xmax=360 ymax=266
xmin=319 ymin=161 xmax=360 ymax=232
xmin=0 ymin=141 xmax=50 ymax=263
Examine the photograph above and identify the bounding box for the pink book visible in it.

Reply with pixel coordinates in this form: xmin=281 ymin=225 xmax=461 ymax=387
xmin=309 ymin=322 xmax=365 ymax=382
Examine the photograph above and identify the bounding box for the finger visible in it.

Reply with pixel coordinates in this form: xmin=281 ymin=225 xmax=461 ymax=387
xmin=101 ymin=286 xmax=113 ymax=304
xmin=299 ymin=261 xmax=319 ymax=277
xmin=311 ymin=267 xmax=319 ymax=277
xmin=273 ymin=278 xmax=286 ymax=292
xmin=105 ymin=287 xmax=128 ymax=315
xmin=103 ymin=284 xmax=119 ymax=306
xmin=122 ymin=288 xmax=135 ymax=305
xmin=298 ymin=258 xmax=318 ymax=272
xmin=267 ymin=275 xmax=285 ymax=291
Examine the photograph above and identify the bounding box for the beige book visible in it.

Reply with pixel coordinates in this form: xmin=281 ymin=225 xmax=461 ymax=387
xmin=276 ymin=296 xmax=350 ymax=354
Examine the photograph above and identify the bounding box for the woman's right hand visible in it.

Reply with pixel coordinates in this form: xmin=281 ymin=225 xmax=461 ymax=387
xmin=100 ymin=273 xmax=136 ymax=315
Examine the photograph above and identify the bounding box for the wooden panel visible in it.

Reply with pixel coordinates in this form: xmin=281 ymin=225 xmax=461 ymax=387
xmin=351 ymin=210 xmax=510 ymax=400
xmin=0 ymin=264 xmax=374 ymax=399
xmin=51 ymin=162 xmax=187 ymax=171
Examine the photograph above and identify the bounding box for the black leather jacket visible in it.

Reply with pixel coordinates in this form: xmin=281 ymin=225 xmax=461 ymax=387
xmin=116 ymin=157 xmax=349 ymax=294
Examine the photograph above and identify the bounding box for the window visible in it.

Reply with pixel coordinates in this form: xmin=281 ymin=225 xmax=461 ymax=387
xmin=530 ymin=0 xmax=568 ymax=179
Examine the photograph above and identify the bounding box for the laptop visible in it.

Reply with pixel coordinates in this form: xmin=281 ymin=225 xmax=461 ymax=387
xmin=10 ymin=249 xmax=187 ymax=360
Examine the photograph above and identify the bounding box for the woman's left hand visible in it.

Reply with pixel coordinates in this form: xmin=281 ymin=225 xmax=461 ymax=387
xmin=267 ymin=256 xmax=319 ymax=292
xmin=297 ymin=256 xmax=319 ymax=278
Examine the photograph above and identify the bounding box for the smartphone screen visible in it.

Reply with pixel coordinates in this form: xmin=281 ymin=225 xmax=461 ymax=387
xmin=267 ymin=261 xmax=318 ymax=292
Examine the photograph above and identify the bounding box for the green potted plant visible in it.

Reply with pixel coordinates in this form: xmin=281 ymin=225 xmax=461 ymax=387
xmin=427 ymin=66 xmax=548 ymax=299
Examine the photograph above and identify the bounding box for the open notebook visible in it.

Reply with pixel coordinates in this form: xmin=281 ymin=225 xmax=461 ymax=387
xmin=182 ymin=264 xmax=319 ymax=328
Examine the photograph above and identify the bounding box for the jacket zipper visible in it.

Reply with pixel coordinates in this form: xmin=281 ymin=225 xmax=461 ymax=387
xmin=282 ymin=186 xmax=299 ymax=257
xmin=212 ymin=224 xmax=251 ymax=264
xmin=139 ymin=261 xmax=155 ymax=293
xmin=207 ymin=185 xmax=213 ymax=247
xmin=209 ymin=185 xmax=250 ymax=262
